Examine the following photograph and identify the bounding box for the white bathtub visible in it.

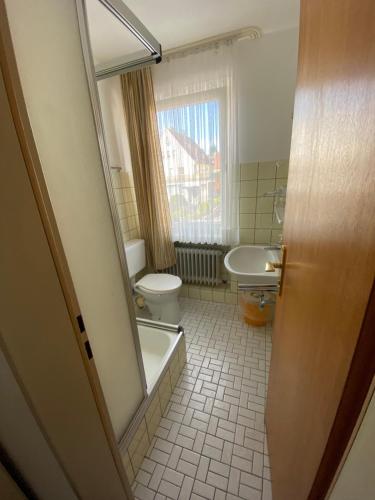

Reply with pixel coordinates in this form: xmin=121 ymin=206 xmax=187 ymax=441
xmin=137 ymin=320 xmax=182 ymax=392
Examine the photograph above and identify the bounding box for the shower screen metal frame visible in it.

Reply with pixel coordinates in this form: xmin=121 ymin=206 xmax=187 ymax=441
xmin=87 ymin=0 xmax=162 ymax=80
xmin=75 ymin=0 xmax=160 ymax=439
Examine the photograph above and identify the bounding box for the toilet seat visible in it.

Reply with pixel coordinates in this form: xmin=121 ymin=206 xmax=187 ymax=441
xmin=135 ymin=273 xmax=182 ymax=295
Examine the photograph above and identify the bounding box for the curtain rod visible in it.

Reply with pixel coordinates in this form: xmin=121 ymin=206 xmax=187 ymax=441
xmin=163 ymin=26 xmax=262 ymax=61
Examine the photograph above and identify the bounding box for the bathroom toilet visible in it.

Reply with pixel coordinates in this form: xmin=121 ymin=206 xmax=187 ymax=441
xmin=124 ymin=239 xmax=182 ymax=324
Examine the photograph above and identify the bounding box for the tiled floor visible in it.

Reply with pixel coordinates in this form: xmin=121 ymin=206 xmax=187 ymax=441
xmin=132 ymin=297 xmax=273 ymax=500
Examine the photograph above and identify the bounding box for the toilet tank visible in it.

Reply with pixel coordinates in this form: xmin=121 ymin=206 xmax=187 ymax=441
xmin=124 ymin=239 xmax=146 ymax=278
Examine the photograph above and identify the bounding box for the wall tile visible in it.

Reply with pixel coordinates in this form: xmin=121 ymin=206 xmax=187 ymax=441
xmin=111 ymin=168 xmax=140 ymax=244
xmin=213 ymin=289 xmax=225 ymax=303
xmin=200 ymin=288 xmax=213 ymax=301
xmin=230 ymin=280 xmax=238 ymax=293
xmin=159 ymin=373 xmax=172 ymax=414
xmin=124 ymin=337 xmax=186 ymax=479
xmin=271 ymin=229 xmax=282 ymax=244
xmin=239 ymin=197 xmax=257 ymax=214
xmin=188 ymin=286 xmax=201 ymax=299
xmin=240 ymin=180 xmax=257 ymax=197
xmin=111 ymin=170 xmax=122 ymax=188
xmin=240 ymin=213 xmax=256 ymax=229
xmin=225 ymin=291 xmax=238 ymax=305
xmin=255 ymin=213 xmax=273 ymax=228
xmin=255 ymin=197 xmax=274 ymax=214
xmin=276 ymin=160 xmax=289 ymax=178
xmin=240 ymin=162 xmax=258 ymax=181
xmin=275 ymin=177 xmax=288 ymax=189
xmin=258 ymin=161 xmax=277 ymax=179
xmin=257 ymin=179 xmax=276 ymax=197
xmin=239 ymin=229 xmax=255 ymax=244
xmin=121 ymin=450 xmax=135 ymax=484
xmin=113 ymin=188 xmax=124 ymax=204
xmin=254 ymin=229 xmax=272 ymax=244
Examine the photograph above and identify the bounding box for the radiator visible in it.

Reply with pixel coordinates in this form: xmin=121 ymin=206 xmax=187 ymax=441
xmin=163 ymin=247 xmax=223 ymax=286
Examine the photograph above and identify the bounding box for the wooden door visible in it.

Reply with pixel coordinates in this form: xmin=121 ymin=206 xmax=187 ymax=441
xmin=266 ymin=1 xmax=375 ymax=499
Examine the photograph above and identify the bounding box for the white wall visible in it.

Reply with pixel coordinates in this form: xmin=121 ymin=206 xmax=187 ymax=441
xmin=328 ymin=390 xmax=375 ymax=500
xmin=237 ymin=28 xmax=299 ymax=162
xmin=97 ymin=76 xmax=132 ymax=171
xmin=5 ymin=0 xmax=144 ymax=440
xmin=98 ymin=28 xmax=298 ymax=173
xmin=0 ymin=350 xmax=77 ymax=500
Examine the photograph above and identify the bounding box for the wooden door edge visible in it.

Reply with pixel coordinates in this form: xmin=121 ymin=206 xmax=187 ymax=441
xmin=0 ymin=3 xmax=133 ymax=498
xmin=308 ymin=279 xmax=375 ymax=500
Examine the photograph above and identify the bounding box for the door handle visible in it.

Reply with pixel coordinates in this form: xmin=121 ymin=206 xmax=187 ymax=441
xmin=265 ymin=245 xmax=287 ymax=296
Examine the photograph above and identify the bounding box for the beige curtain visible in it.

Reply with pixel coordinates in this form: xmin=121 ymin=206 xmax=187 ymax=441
xmin=121 ymin=68 xmax=176 ymax=270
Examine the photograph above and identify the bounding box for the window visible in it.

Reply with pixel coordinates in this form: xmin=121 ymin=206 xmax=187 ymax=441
xmin=157 ymin=92 xmax=225 ymax=244
xmin=153 ymin=44 xmax=239 ymax=245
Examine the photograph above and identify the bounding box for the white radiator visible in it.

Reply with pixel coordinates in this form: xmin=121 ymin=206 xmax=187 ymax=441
xmin=163 ymin=247 xmax=223 ymax=286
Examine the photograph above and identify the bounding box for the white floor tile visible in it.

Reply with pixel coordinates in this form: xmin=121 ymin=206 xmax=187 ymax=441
xmin=132 ymin=298 xmax=273 ymax=500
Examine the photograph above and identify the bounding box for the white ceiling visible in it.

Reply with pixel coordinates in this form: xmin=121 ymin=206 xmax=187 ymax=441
xmin=87 ymin=0 xmax=300 ymax=66
xmin=124 ymin=0 xmax=300 ymax=49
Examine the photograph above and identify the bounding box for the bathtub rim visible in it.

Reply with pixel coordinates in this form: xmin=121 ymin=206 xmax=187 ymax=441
xmin=137 ymin=321 xmax=183 ymax=393
xmin=118 ymin=320 xmax=184 ymax=450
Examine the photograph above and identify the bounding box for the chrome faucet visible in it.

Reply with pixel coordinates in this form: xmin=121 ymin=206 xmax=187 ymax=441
xmin=259 ymin=293 xmax=276 ymax=310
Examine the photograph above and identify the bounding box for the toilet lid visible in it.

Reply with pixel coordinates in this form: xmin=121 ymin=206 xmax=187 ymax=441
xmin=136 ymin=274 xmax=182 ymax=294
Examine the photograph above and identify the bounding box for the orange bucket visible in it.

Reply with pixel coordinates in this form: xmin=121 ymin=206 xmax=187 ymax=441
xmin=239 ymin=294 xmax=270 ymax=326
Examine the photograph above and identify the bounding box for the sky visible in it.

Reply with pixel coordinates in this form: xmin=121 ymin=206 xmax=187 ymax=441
xmin=157 ymin=99 xmax=220 ymax=154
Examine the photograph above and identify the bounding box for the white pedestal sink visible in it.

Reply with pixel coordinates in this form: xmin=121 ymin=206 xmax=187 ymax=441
xmin=224 ymin=245 xmax=281 ymax=285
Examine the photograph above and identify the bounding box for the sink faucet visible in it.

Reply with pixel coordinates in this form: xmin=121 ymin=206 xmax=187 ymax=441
xmin=259 ymin=293 xmax=276 ymax=310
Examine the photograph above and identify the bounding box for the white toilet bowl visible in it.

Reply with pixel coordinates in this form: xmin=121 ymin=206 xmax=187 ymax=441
xmin=135 ymin=273 xmax=182 ymax=324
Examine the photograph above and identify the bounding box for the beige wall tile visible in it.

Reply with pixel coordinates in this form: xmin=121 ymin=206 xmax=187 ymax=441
xmin=254 ymin=229 xmax=272 ymax=244
xmin=120 ymin=219 xmax=129 ymax=234
xmin=271 ymin=229 xmax=283 ymax=244
xmin=200 ymin=288 xmax=213 ymax=301
xmin=239 ymin=228 xmax=255 ymax=244
xmin=113 ymin=188 xmax=124 ymax=205
xmin=111 ymin=170 xmax=121 ymax=188
xmin=213 ymin=289 xmax=225 ymax=303
xmin=276 ymin=160 xmax=289 ymax=178
xmin=240 ymin=213 xmax=256 ymax=229
xmin=239 ymin=197 xmax=257 ymax=214
xmin=275 ymin=177 xmax=288 ymax=189
xmin=178 ymin=340 xmax=187 ymax=371
xmin=188 ymin=286 xmax=201 ymax=299
xmin=240 ymin=180 xmax=257 ymax=197
xmin=230 ymin=280 xmax=238 ymax=293
xmin=256 ymin=196 xmax=274 ymax=214
xmin=170 ymin=365 xmax=180 ymax=389
xmin=117 ymin=204 xmax=127 ymax=220
xmin=272 ymin=213 xmax=283 ymax=229
xmin=129 ymin=426 xmax=149 ymax=474
xmin=121 ymin=450 xmax=134 ymax=484
xmin=146 ymin=403 xmax=161 ymax=440
xmin=255 ymin=213 xmax=273 ymax=228
xmin=120 ymin=170 xmax=130 ymax=187
xmin=257 ymin=179 xmax=276 ymax=197
xmin=225 ymin=291 xmax=238 ymax=304
xmin=240 ymin=162 xmax=258 ymax=181
xmin=258 ymin=161 xmax=277 ymax=179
